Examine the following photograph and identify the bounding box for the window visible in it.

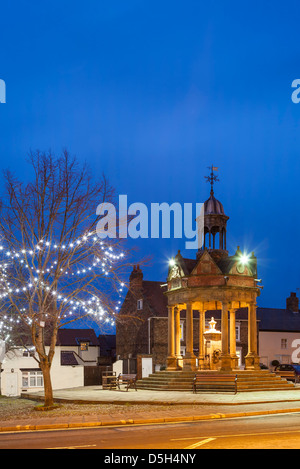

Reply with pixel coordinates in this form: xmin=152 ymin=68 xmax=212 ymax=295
xmin=80 ymin=341 xmax=89 ymax=351
xmin=137 ymin=299 xmax=143 ymax=310
xmin=275 ymin=354 xmax=290 ymax=364
xmin=22 ymin=348 xmax=35 ymax=357
xmin=22 ymin=371 xmax=43 ymax=388
xmin=281 ymin=339 xmax=287 ymax=350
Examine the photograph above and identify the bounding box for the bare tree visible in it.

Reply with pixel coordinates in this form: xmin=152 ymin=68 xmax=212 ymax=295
xmin=0 ymin=150 xmax=130 ymax=407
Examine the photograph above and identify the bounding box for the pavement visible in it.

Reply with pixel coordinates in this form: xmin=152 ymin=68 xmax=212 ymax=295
xmin=2 ymin=386 xmax=300 ymax=433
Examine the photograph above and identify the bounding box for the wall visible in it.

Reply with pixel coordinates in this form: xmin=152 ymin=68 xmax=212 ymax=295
xmin=50 ymin=347 xmax=84 ymax=390
xmin=259 ymin=331 xmax=300 ymax=367
xmin=113 ymin=359 xmax=123 ymax=376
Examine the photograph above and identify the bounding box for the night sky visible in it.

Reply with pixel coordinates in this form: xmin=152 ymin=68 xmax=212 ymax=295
xmin=1 ymin=1 xmax=300 ymax=331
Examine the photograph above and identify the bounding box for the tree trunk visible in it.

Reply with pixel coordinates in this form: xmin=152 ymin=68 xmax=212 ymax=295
xmin=40 ymin=361 xmax=54 ymax=407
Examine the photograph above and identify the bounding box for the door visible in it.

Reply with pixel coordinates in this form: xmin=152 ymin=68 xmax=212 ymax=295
xmin=142 ymin=357 xmax=152 ymax=378
xmin=84 ymin=366 xmax=102 ymax=386
xmin=5 ymin=373 xmax=18 ymax=396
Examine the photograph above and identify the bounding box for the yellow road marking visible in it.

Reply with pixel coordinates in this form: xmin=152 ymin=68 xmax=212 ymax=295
xmin=46 ymin=444 xmax=96 ymax=449
xmin=185 ymin=438 xmax=216 ymax=449
xmin=175 ymin=428 xmax=300 ymax=443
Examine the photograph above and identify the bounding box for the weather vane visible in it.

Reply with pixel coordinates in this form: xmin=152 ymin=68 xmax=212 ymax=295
xmin=204 ymin=165 xmax=219 ymax=195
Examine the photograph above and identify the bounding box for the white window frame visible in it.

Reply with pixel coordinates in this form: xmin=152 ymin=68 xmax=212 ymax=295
xmin=137 ymin=299 xmax=143 ymax=310
xmin=80 ymin=341 xmax=89 ymax=351
xmin=22 ymin=370 xmax=44 ymax=388
xmin=281 ymin=338 xmax=287 ymax=350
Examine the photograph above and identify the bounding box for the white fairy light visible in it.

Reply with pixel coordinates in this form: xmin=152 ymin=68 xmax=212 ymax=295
xmin=0 ymin=234 xmax=127 ymax=335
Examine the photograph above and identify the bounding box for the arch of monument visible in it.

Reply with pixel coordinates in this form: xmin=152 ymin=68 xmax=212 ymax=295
xmin=165 ymin=278 xmax=260 ymax=372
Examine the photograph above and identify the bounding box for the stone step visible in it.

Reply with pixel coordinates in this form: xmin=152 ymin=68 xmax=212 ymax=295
xmin=139 ymin=375 xmax=286 ymax=384
xmin=137 ymin=381 xmax=193 ymax=389
xmin=138 ymin=381 xmax=294 ymax=386
xmin=145 ymin=373 xmax=283 ymax=380
xmin=144 ymin=377 xmax=193 ymax=382
xmin=137 ymin=378 xmax=293 ymax=386
xmin=148 ymin=371 xmax=276 ymax=378
xmin=139 ymin=374 xmax=281 ymax=382
xmin=138 ymin=386 xmax=295 ymax=392
xmin=136 ymin=369 xmax=297 ymax=392
xmin=137 ymin=386 xmax=296 ymax=392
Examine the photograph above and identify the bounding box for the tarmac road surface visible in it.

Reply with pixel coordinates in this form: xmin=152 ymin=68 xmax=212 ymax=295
xmin=2 ymin=411 xmax=300 ymax=450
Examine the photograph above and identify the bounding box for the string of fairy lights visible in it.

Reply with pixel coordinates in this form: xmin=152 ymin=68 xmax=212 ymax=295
xmin=0 ymin=232 xmax=127 ymax=342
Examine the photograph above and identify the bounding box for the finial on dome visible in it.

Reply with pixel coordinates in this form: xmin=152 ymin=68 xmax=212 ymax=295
xmin=205 ymin=165 xmax=219 ymax=195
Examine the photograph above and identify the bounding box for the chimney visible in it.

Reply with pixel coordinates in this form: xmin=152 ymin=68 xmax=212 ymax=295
xmin=129 ymin=265 xmax=143 ymax=289
xmin=286 ymin=292 xmax=299 ymax=313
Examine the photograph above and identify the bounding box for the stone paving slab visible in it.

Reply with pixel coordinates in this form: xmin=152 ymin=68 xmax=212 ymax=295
xmin=22 ymin=385 xmax=300 ymax=405
xmin=2 ymin=386 xmax=300 ymax=434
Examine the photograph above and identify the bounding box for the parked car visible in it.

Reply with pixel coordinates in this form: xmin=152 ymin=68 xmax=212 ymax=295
xmin=259 ymin=363 xmax=268 ymax=370
xmin=274 ymin=364 xmax=300 ymax=382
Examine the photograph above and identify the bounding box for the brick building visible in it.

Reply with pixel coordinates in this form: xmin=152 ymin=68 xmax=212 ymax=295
xmin=116 ymin=265 xmax=168 ymax=368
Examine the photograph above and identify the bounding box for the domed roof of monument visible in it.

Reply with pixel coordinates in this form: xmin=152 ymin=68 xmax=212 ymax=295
xmin=204 ymin=166 xmax=226 ymax=215
xmin=204 ymin=191 xmax=225 ymax=215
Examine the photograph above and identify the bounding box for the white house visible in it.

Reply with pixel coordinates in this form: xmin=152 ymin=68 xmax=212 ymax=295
xmin=257 ymin=293 xmax=300 ymax=367
xmin=1 ymin=328 xmax=100 ymax=397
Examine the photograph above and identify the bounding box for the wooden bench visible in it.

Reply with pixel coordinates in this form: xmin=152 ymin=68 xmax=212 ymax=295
xmin=102 ymin=372 xmax=117 ymax=390
xmin=193 ymin=373 xmax=238 ymax=394
xmin=275 ymin=370 xmax=299 ymax=384
xmin=117 ymin=374 xmax=137 ymax=391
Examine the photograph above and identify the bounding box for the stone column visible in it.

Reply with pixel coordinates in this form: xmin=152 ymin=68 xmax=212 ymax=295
xmin=174 ymin=306 xmax=183 ymax=368
xmin=183 ymin=301 xmax=196 ymax=370
xmin=229 ymin=308 xmax=239 ymax=369
xmin=198 ymin=305 xmax=205 ymax=370
xmin=245 ymin=302 xmax=260 ymax=369
xmin=220 ymin=301 xmax=232 ymax=371
xmin=166 ymin=306 xmax=177 ymax=369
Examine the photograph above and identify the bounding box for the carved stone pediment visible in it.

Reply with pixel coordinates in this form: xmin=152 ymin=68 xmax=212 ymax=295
xmin=169 ymin=265 xmax=181 ymax=280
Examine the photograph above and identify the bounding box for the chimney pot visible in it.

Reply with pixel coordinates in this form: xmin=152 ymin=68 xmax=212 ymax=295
xmin=286 ymin=292 xmax=299 ymax=313
xmin=129 ymin=265 xmax=143 ymax=289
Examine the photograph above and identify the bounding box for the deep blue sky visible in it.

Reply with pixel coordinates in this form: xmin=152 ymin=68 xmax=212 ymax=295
xmin=1 ymin=0 xmax=300 ymax=324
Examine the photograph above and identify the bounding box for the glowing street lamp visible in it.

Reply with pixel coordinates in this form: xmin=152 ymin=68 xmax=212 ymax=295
xmin=240 ymin=253 xmax=250 ymax=265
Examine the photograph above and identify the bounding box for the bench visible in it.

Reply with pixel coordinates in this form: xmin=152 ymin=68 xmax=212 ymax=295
xmin=102 ymin=372 xmax=117 ymax=390
xmin=193 ymin=373 xmax=238 ymax=394
xmin=275 ymin=370 xmax=299 ymax=384
xmin=117 ymin=374 xmax=137 ymax=391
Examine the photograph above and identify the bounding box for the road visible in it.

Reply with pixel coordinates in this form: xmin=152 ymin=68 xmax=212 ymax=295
xmin=2 ymin=412 xmax=300 ymax=450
